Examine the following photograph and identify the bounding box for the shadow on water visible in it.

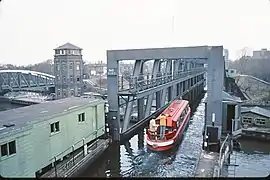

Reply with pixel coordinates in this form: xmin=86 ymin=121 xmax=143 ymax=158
xmin=77 ymin=93 xmax=207 ymax=177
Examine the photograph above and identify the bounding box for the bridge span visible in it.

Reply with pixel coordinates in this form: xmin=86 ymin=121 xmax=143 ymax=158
xmin=0 ymin=69 xmax=55 ymax=93
xmin=0 ymin=69 xmax=107 ymax=94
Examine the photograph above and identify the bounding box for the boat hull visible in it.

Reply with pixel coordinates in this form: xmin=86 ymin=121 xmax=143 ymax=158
xmin=146 ymin=113 xmax=190 ymax=152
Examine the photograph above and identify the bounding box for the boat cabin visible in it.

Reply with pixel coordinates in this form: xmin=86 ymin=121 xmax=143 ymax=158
xmin=148 ymin=99 xmax=190 ymax=140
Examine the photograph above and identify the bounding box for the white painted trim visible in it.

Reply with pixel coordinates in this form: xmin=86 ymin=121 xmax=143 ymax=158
xmin=146 ymin=139 xmax=174 ymax=147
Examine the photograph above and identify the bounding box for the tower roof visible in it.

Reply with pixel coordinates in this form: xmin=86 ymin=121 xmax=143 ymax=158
xmin=54 ymin=42 xmax=82 ymax=50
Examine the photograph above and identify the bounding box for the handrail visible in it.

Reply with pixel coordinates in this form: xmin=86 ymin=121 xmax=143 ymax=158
xmin=49 ymin=125 xmax=106 ymax=162
xmin=217 ymin=134 xmax=231 ymax=177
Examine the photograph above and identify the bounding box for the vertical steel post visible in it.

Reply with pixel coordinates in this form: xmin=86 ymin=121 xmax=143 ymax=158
xmin=54 ymin=156 xmax=57 ymax=177
xmin=72 ymin=145 xmax=75 ymax=165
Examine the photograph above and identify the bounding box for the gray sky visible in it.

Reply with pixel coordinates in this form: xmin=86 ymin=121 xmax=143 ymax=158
xmin=0 ymin=0 xmax=270 ymax=65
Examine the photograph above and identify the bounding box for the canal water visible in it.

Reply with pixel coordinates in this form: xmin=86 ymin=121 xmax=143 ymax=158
xmin=228 ymin=138 xmax=270 ymax=177
xmin=1 ymin=94 xmax=270 ymax=177
xmin=0 ymin=100 xmax=24 ymax=111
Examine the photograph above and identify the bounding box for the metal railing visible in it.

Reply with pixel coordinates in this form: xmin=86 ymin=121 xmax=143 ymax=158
xmin=118 ymin=67 xmax=206 ymax=92
xmin=46 ymin=125 xmax=106 ymax=177
xmin=217 ymin=134 xmax=232 ymax=177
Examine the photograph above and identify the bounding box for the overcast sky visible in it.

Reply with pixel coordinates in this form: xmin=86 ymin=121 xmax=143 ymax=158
xmin=0 ymin=0 xmax=270 ymax=65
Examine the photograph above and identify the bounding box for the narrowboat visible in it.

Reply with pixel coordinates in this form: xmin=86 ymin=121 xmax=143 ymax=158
xmin=146 ymin=99 xmax=191 ymax=151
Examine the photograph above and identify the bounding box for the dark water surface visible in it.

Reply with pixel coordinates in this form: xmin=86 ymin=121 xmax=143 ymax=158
xmin=229 ymin=138 xmax=270 ymax=177
xmin=0 ymin=101 xmax=24 ymax=111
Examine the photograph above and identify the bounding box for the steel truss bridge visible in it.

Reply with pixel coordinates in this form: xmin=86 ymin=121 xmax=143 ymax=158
xmin=107 ymin=46 xmax=225 ymax=141
xmin=0 ymin=70 xmax=55 ymax=93
xmin=0 ymin=70 xmax=108 ymax=94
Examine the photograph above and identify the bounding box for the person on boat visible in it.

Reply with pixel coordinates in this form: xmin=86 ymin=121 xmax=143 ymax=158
xmin=159 ymin=113 xmax=167 ymax=139
xmin=149 ymin=118 xmax=158 ymax=133
xmin=166 ymin=114 xmax=173 ymax=131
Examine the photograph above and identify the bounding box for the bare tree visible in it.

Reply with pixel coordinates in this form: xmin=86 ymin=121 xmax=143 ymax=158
xmin=237 ymin=47 xmax=251 ymax=74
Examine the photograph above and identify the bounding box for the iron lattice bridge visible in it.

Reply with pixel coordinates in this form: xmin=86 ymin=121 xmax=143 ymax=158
xmin=0 ymin=70 xmax=55 ymax=93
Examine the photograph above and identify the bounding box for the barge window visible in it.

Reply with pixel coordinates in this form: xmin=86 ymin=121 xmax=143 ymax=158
xmin=1 ymin=144 xmax=8 ymax=156
xmin=242 ymin=116 xmax=252 ymax=124
xmin=8 ymin=141 xmax=16 ymax=155
xmin=50 ymin=121 xmax=60 ymax=133
xmin=78 ymin=113 xmax=85 ymax=122
xmin=1 ymin=140 xmax=16 ymax=157
xmin=255 ymin=118 xmax=266 ymax=125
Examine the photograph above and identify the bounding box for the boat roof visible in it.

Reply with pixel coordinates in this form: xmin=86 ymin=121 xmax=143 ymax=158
xmin=157 ymin=99 xmax=189 ymax=121
xmin=241 ymin=106 xmax=270 ymax=118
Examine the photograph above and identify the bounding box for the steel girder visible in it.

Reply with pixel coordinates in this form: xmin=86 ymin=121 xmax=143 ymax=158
xmin=107 ymin=46 xmax=224 ymax=141
xmin=0 ymin=70 xmax=55 ymax=92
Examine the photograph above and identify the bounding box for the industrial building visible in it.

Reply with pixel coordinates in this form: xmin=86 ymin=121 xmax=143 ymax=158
xmin=54 ymin=43 xmax=84 ymax=99
xmin=0 ymin=97 xmax=106 ymax=177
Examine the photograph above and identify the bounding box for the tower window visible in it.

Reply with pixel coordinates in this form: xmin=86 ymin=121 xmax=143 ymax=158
xmin=76 ymin=64 xmax=80 ymax=71
xmin=69 ymin=62 xmax=73 ymax=70
xmin=63 ymin=76 xmax=66 ymax=83
xmin=57 ymin=64 xmax=60 ymax=71
xmin=70 ymin=75 xmax=73 ymax=83
xmin=71 ymin=89 xmax=74 ymax=96
xmin=77 ymin=77 xmax=80 ymax=82
xmin=78 ymin=88 xmax=81 ymax=96
xmin=63 ymin=90 xmax=66 ymax=97
xmin=57 ymin=89 xmax=61 ymax=96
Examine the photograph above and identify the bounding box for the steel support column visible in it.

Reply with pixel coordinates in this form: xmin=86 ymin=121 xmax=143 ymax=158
xmin=145 ymin=59 xmax=161 ymax=117
xmin=161 ymin=59 xmax=172 ymax=105
xmin=122 ymin=60 xmax=144 ymax=132
xmin=107 ymin=52 xmax=121 ymax=141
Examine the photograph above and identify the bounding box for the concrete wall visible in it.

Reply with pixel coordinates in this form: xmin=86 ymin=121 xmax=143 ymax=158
xmin=241 ymin=112 xmax=270 ymax=128
xmin=0 ymin=102 xmax=105 ymax=177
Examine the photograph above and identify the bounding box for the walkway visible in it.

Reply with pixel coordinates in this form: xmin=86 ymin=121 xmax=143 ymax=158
xmin=41 ymin=139 xmax=110 ymax=178
xmin=194 ymin=150 xmax=219 ymax=177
